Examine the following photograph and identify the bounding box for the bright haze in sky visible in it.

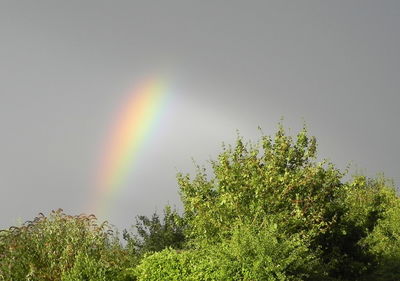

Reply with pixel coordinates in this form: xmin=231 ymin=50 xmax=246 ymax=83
xmin=0 ymin=1 xmax=399 ymax=230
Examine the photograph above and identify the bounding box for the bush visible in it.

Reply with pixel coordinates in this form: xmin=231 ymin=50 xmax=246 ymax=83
xmin=314 ymin=175 xmax=399 ymax=279
xmin=135 ymin=219 xmax=320 ymax=281
xmin=217 ymin=221 xmax=320 ymax=281
xmin=0 ymin=209 xmax=133 ymax=281
xmin=135 ymin=247 xmax=229 ymax=281
xmin=361 ymin=199 xmax=400 ymax=281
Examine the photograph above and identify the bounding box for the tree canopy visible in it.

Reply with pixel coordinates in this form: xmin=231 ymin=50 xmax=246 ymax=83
xmin=139 ymin=125 xmax=400 ymax=281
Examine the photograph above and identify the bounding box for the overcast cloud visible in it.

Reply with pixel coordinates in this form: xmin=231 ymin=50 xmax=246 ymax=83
xmin=0 ymin=1 xmax=399 ymax=230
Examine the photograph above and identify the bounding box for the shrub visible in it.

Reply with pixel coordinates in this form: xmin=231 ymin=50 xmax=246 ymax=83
xmin=135 ymin=219 xmax=320 ymax=281
xmin=0 ymin=209 xmax=132 ymax=280
xmin=314 ymin=175 xmax=399 ymax=279
xmin=361 ymin=199 xmax=400 ymax=281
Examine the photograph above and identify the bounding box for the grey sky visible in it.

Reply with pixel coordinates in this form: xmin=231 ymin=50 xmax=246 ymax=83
xmin=0 ymin=1 xmax=399 ymax=230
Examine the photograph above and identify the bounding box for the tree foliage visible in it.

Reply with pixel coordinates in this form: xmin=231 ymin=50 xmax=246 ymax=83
xmin=123 ymin=206 xmax=186 ymax=257
xmin=1 ymin=124 xmax=400 ymax=280
xmin=164 ymin=125 xmax=399 ymax=280
xmin=136 ymin=220 xmax=319 ymax=281
xmin=177 ymin=126 xmax=341 ymax=242
xmin=0 ymin=209 xmax=133 ymax=281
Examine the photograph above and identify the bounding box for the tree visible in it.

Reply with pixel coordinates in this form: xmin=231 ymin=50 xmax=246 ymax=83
xmin=123 ymin=206 xmax=186 ymax=257
xmin=178 ymin=125 xmax=343 ymax=242
xmin=172 ymin=125 xmax=400 ymax=280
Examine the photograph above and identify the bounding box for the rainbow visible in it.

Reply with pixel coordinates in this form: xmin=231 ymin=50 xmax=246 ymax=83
xmin=92 ymin=77 xmax=172 ymax=216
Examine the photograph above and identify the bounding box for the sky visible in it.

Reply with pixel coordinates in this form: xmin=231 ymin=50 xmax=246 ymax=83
xmin=0 ymin=1 xmax=399 ymax=230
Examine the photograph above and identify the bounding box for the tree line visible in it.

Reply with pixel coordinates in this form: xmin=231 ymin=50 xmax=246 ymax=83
xmin=1 ymin=124 xmax=399 ymax=280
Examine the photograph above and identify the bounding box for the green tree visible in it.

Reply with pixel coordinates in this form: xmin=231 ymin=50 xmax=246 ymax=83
xmin=358 ymin=180 xmax=400 ymax=281
xmin=124 ymin=206 xmax=186 ymax=257
xmin=173 ymin=125 xmax=399 ymax=280
xmin=177 ymin=126 xmax=341 ymax=243
xmin=314 ymin=175 xmax=399 ymax=279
